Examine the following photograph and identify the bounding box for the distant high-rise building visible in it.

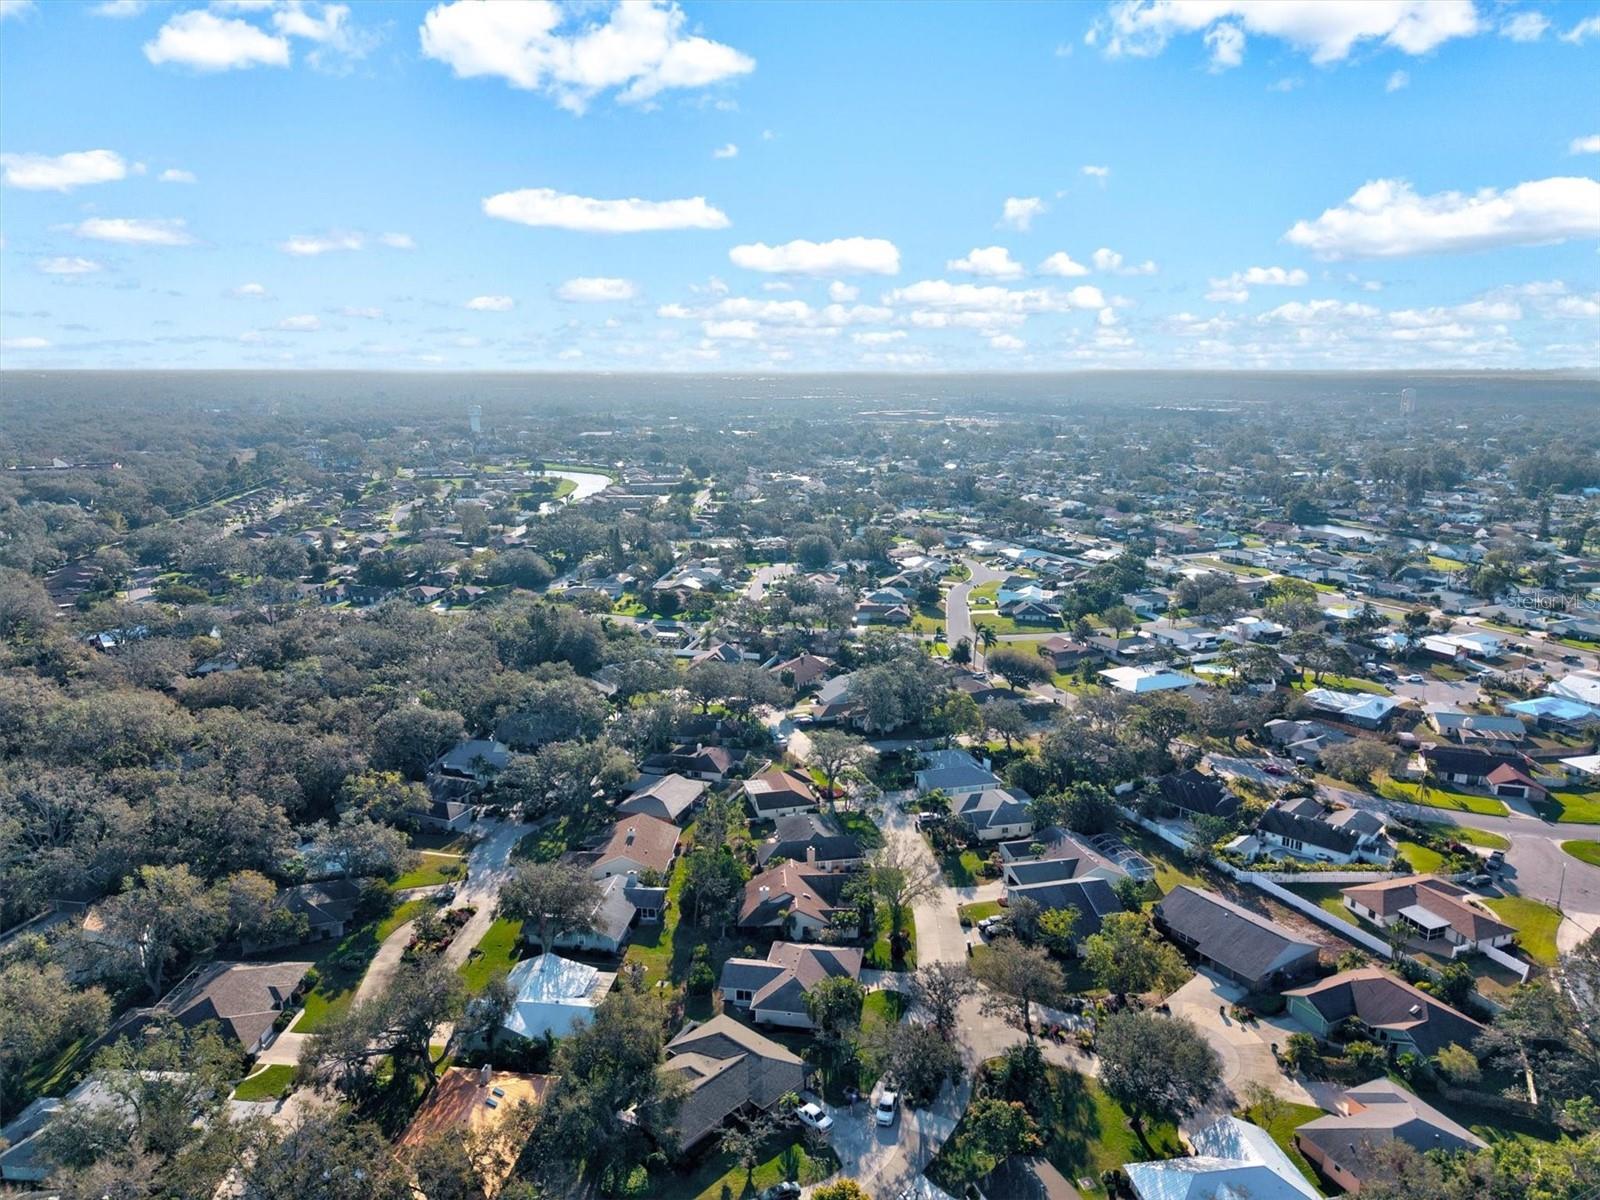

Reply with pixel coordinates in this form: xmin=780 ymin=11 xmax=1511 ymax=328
xmin=1400 ymin=387 xmax=1417 ymax=418
xmin=469 ymin=405 xmax=482 ymax=435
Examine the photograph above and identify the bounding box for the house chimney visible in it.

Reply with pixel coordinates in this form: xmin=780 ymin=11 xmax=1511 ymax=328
xmin=478 ymin=1063 xmax=492 ymax=1086
xmin=626 ymin=827 xmax=636 ymax=845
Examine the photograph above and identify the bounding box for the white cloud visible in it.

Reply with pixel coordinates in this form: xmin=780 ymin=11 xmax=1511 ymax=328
xmin=712 ymin=142 xmax=738 ymax=159
xmin=1499 ymin=11 xmax=1548 ymax=42
xmin=72 ymin=217 xmax=194 ymax=245
xmin=341 ymin=306 xmax=385 ymax=318
xmin=466 ymin=295 xmax=515 ymax=311
xmin=1205 ymin=265 xmax=1309 ymax=301
xmin=1386 ymin=69 xmax=1409 ymax=92
xmin=231 ymin=282 xmax=270 ymax=298
xmin=729 ymin=237 xmax=900 ymax=275
xmin=38 ymin=256 xmax=102 ymax=275
xmin=1093 ymin=0 xmax=1480 ymax=65
xmin=92 ymin=0 xmax=147 ymax=15
xmin=144 ymin=10 xmax=291 ymax=71
xmin=702 ymin=319 xmax=759 ymax=340
xmin=1 ymin=336 xmax=51 ymax=350
xmin=0 ymin=1 xmax=36 ymax=21
xmin=1570 ymin=135 xmax=1600 ymax=156
xmin=483 ymin=187 xmax=729 ymax=232
xmin=1204 ymin=21 xmax=1244 ymax=69
xmin=852 ymin=330 xmax=905 ymax=345
xmin=159 ymin=168 xmax=197 ymax=184
xmin=885 ymin=279 xmax=1105 ymax=314
xmin=1000 ymin=196 xmax=1046 ymax=231
xmin=829 ymin=281 xmax=860 ymax=302
xmin=1 ymin=149 xmax=127 ymax=191
xmin=1091 ymin=247 xmax=1157 ymax=275
xmin=1259 ymin=299 xmax=1382 ymax=324
xmin=946 ymin=246 xmax=1025 ymax=279
xmin=277 ymin=314 xmax=322 ymax=331
xmin=1285 ymin=176 xmax=1600 ymax=258
xmin=419 ymin=0 xmax=754 ymax=113
xmin=557 ymin=276 xmax=639 ymax=301
xmin=379 ymin=232 xmax=416 ymax=249
xmin=989 ymin=333 xmax=1026 ymax=351
xmin=279 ymin=231 xmax=364 ymax=255
xmin=1038 ymin=251 xmax=1090 ymax=277
xmin=1560 ymin=15 xmax=1600 ymax=44
xmin=1081 ymin=164 xmax=1111 ymax=180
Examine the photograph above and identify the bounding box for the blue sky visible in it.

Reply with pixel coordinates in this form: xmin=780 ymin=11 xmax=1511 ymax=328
xmin=1 ymin=0 xmax=1597 ymax=371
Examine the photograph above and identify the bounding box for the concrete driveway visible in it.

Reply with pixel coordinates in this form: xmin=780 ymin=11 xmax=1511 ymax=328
xmin=1164 ymin=971 xmax=1316 ymax=1110
xmin=442 ymin=816 xmax=536 ymax=969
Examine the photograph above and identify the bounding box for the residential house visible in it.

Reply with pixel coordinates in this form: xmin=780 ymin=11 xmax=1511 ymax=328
xmin=407 ymin=797 xmax=474 ymax=834
xmin=1284 ymin=967 xmax=1484 ymax=1057
xmin=1263 ymin=718 xmax=1352 ymax=765
xmin=1154 ymin=886 xmax=1320 ymax=990
xmin=1005 ymin=876 xmax=1123 ymax=950
xmin=122 ymin=960 xmax=311 ymax=1055
xmin=640 ymin=743 xmax=745 ymax=783
xmin=242 ymin=878 xmax=362 ymax=953
xmin=399 ymin=1067 xmax=555 ymax=1194
xmin=1099 ymin=664 xmax=1202 ymax=694
xmin=1156 ymin=769 xmax=1240 ymax=822
xmin=810 ymin=673 xmax=860 ymax=724
xmin=618 ymin=773 xmax=706 ymax=824
xmin=551 ymin=874 xmax=666 ymax=956
xmin=500 ymin=954 xmax=614 ymax=1041
xmin=584 ymin=815 xmax=680 ymax=881
xmin=1301 ymin=688 xmax=1401 ymax=730
xmin=1126 ymin=1116 xmax=1320 ymax=1200
xmin=1425 ymin=706 xmax=1525 ymax=746
xmin=1296 ymin=1078 xmax=1486 ymax=1195
xmin=1418 ymin=746 xmax=1544 ymax=799
xmin=1254 ymin=802 xmax=1387 ymax=865
xmin=914 ymin=748 xmax=1002 ymax=796
xmin=771 ymin=652 xmax=833 ymax=690
xmin=737 ymin=863 xmax=850 ymax=939
xmin=717 ymin=942 xmax=865 ymax=1028
xmin=1341 ymin=876 xmax=1515 ymax=954
xmin=1039 ymin=636 xmax=1099 ymax=671
xmin=755 ymin=812 xmax=864 ymax=872
xmin=662 ymin=1016 xmax=807 ymax=1150
xmin=743 ymin=768 xmax=821 ymax=820
xmin=951 ymin=786 xmax=1035 ymax=841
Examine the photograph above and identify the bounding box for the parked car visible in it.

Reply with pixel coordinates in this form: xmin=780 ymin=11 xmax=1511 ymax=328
xmin=1487 ymin=849 xmax=1506 ymax=870
xmin=1405 ymin=673 xmax=1424 ymax=683
xmin=758 ymin=1184 xmax=802 ymax=1200
xmin=1468 ymin=873 xmax=1493 ymax=887
xmin=876 ymin=1090 xmax=899 ymax=1127
xmin=795 ymin=1102 xmax=833 ymax=1134
xmin=978 ymin=915 xmax=1011 ymax=938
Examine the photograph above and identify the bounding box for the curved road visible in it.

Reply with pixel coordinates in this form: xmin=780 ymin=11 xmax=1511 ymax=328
xmin=943 ymin=557 xmax=1007 ymax=669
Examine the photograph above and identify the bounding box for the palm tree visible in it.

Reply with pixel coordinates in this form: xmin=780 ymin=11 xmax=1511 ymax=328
xmin=978 ymin=623 xmax=997 ymax=652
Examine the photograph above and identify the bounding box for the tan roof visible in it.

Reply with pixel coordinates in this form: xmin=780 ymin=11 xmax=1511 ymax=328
xmin=400 ymin=1068 xmax=554 ymax=1194
xmin=664 ymin=1015 xmax=805 ymax=1147
xmin=738 ymin=862 xmax=844 ymax=926
xmin=594 ymin=813 xmax=680 ymax=874
xmin=1341 ymin=875 xmax=1513 ymax=944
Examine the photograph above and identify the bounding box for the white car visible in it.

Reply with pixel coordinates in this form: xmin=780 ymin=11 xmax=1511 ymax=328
xmin=795 ymin=1102 xmax=834 ymax=1134
xmin=1405 ymin=673 xmax=1424 ymax=683
xmin=876 ymin=1091 xmax=899 ymax=1126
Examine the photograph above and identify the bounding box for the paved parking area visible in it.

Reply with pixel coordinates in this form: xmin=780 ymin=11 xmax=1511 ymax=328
xmin=1164 ymin=971 xmax=1317 ymax=1114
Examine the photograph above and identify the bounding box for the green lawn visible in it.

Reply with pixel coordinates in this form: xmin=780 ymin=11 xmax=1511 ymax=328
xmin=293 ymin=896 xmax=437 ymax=1032
xmin=515 ymin=810 xmax=608 ymax=862
xmin=233 ymin=1064 xmax=295 ymax=1102
xmin=391 ymin=851 xmax=465 ymax=890
xmin=959 ymin=900 xmax=1003 ymax=924
xmin=637 ymin=1133 xmax=837 ymax=1200
xmin=457 ymin=916 xmax=525 ymax=993
xmin=1292 ymin=673 xmax=1390 ymax=695
xmin=1483 ymin=896 xmax=1562 ymax=966
xmin=1396 ymin=841 xmax=1447 ymax=873
xmin=930 ymin=1067 xmax=1182 ymax=1196
xmin=1538 ymin=790 xmax=1600 ymax=824
xmin=939 ymin=847 xmax=989 ymax=887
xmin=833 ymin=808 xmax=886 ymax=850
xmin=1116 ymin=824 xmax=1207 ymax=895
xmin=1284 ymin=882 xmax=1361 ymax=927
xmin=408 ymin=830 xmax=471 ymax=854
xmin=1563 ymin=840 xmax=1600 ymax=867
xmin=623 ymin=849 xmax=745 ymax=1018
xmin=1422 ymin=824 xmax=1510 ymax=850
xmin=1241 ymin=1100 xmax=1328 ymax=1194
xmin=865 ymin=909 xmax=918 ymax=971
xmin=1378 ymin=778 xmax=1508 ymax=818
